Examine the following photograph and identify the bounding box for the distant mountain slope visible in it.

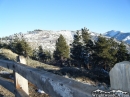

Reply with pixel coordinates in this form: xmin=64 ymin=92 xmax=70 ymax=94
xmin=3 ymin=29 xmax=130 ymax=52
xmin=3 ymin=30 xmax=98 ymax=52
xmin=24 ymin=30 xmax=76 ymax=51
xmin=104 ymin=30 xmax=130 ymax=44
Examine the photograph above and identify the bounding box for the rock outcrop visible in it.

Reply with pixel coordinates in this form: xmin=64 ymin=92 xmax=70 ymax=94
xmin=109 ymin=61 xmax=130 ymax=93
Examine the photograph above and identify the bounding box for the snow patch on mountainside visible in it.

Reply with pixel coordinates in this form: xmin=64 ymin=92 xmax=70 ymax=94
xmin=104 ymin=30 xmax=120 ymax=37
xmin=6 ymin=29 xmax=130 ymax=53
xmin=23 ymin=30 xmax=98 ymax=51
xmin=8 ymin=30 xmax=78 ymax=52
xmin=104 ymin=30 xmax=130 ymax=44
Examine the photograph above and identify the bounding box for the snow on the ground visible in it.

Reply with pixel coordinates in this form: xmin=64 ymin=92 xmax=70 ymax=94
xmin=37 ymin=89 xmax=46 ymax=94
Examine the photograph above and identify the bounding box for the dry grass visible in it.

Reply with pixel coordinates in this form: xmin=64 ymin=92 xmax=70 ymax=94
xmin=0 ymin=48 xmax=18 ymax=61
xmin=0 ymin=85 xmax=14 ymax=97
xmin=0 ymin=48 xmax=59 ymax=70
xmin=26 ymin=58 xmax=59 ymax=70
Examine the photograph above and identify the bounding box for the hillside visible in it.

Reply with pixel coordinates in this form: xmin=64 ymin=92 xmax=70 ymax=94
xmin=2 ymin=30 xmax=130 ymax=53
xmin=1 ymin=29 xmax=130 ymax=55
xmin=1 ymin=30 xmax=99 ymax=52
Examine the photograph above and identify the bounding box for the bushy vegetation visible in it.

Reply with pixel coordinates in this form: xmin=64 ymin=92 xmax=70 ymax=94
xmin=35 ymin=45 xmax=52 ymax=63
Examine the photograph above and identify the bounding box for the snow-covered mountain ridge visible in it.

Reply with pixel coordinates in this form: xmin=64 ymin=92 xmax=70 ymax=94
xmin=4 ymin=30 xmax=98 ymax=52
xmin=24 ymin=30 xmax=75 ymax=51
xmin=2 ymin=29 xmax=130 ymax=52
xmin=104 ymin=30 xmax=130 ymax=44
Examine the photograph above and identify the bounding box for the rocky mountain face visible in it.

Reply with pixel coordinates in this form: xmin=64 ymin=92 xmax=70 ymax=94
xmin=104 ymin=30 xmax=130 ymax=44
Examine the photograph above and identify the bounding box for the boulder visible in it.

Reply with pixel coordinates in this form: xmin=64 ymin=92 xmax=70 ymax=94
xmin=109 ymin=61 xmax=130 ymax=93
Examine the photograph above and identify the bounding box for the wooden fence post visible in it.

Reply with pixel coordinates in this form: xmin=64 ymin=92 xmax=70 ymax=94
xmin=14 ymin=56 xmax=29 ymax=95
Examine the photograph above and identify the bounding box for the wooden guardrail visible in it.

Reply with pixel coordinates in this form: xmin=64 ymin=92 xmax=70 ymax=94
xmin=0 ymin=56 xmax=97 ymax=97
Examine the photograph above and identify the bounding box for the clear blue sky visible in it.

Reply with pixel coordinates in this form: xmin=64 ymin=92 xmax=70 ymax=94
xmin=0 ymin=0 xmax=130 ymax=37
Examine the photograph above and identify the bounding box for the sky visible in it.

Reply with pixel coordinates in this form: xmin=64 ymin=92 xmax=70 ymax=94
xmin=0 ymin=0 xmax=130 ymax=37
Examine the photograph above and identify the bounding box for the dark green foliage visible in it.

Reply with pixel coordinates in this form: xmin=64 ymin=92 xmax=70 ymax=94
xmin=95 ymin=36 xmax=112 ymax=59
xmin=54 ymin=34 xmax=70 ymax=60
xmin=81 ymin=28 xmax=93 ymax=68
xmin=43 ymin=50 xmax=52 ymax=62
xmin=71 ymin=31 xmax=83 ymax=61
xmin=13 ymin=39 xmax=33 ymax=57
xmin=31 ymin=46 xmax=52 ymax=62
xmin=0 ymin=37 xmax=9 ymax=49
xmin=71 ymin=28 xmax=92 ymax=68
xmin=71 ymin=28 xmax=93 ymax=68
xmin=38 ymin=46 xmax=44 ymax=61
xmin=38 ymin=46 xmax=43 ymax=54
xmin=93 ymin=36 xmax=114 ymax=70
xmin=32 ymin=49 xmax=39 ymax=60
xmin=0 ymin=34 xmax=33 ymax=58
xmin=0 ymin=43 xmax=9 ymax=49
xmin=92 ymin=36 xmax=129 ymax=70
xmin=7 ymin=35 xmax=33 ymax=57
xmin=116 ymin=42 xmax=129 ymax=62
xmin=82 ymin=27 xmax=90 ymax=44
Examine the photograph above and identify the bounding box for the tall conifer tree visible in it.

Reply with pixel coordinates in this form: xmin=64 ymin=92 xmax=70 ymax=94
xmin=54 ymin=34 xmax=70 ymax=60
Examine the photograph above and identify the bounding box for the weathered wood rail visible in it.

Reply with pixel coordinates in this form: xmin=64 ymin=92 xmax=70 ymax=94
xmin=0 ymin=56 xmax=97 ymax=97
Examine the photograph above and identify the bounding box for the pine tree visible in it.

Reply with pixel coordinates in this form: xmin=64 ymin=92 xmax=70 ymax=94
xmin=94 ymin=36 xmax=117 ymax=70
xmin=37 ymin=46 xmax=52 ymax=62
xmin=71 ymin=31 xmax=83 ymax=61
xmin=116 ymin=42 xmax=129 ymax=62
xmin=81 ymin=28 xmax=93 ymax=68
xmin=107 ymin=38 xmax=118 ymax=69
xmin=14 ymin=39 xmax=33 ymax=57
xmin=54 ymin=34 xmax=70 ymax=60
xmin=82 ymin=27 xmax=90 ymax=44
xmin=37 ymin=45 xmax=43 ymax=61
xmin=71 ymin=28 xmax=93 ymax=68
